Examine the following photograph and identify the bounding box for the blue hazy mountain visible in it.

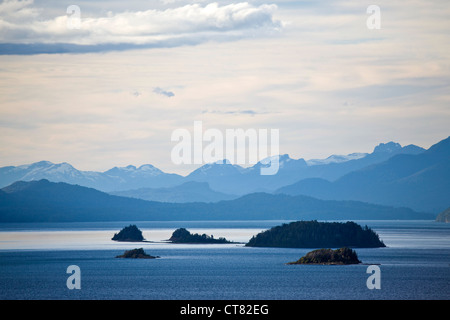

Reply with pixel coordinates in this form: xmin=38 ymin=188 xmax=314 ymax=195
xmin=0 ymin=179 xmax=433 ymax=222
xmin=277 ymin=136 xmax=450 ymax=213
xmin=0 ymin=161 xmax=183 ymax=192
xmin=183 ymin=155 xmax=309 ymax=194
xmin=0 ymin=139 xmax=430 ymax=199
xmin=110 ymin=181 xmax=238 ymax=203
xmin=0 ymin=179 xmax=160 ymax=222
xmin=183 ymin=142 xmax=425 ymax=195
xmin=301 ymin=142 xmax=425 ymax=182
xmin=0 ymin=141 xmax=424 ymax=195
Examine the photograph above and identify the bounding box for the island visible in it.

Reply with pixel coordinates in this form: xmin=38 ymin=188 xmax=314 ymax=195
xmin=245 ymin=220 xmax=385 ymax=248
xmin=287 ymin=247 xmax=361 ymax=265
xmin=115 ymin=248 xmax=159 ymax=259
xmin=168 ymin=228 xmax=232 ymax=244
xmin=436 ymin=207 xmax=450 ymax=223
xmin=112 ymin=224 xmax=145 ymax=242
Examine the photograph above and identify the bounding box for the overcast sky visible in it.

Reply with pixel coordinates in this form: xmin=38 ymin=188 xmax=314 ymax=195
xmin=0 ymin=0 xmax=449 ymax=175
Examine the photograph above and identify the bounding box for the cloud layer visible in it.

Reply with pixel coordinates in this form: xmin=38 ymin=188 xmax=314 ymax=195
xmin=0 ymin=0 xmax=282 ymax=53
xmin=0 ymin=0 xmax=449 ymax=174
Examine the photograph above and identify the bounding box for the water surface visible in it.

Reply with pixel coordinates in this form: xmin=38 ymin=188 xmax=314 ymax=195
xmin=0 ymin=220 xmax=448 ymax=300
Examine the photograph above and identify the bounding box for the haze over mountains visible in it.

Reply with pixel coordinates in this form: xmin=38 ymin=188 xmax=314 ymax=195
xmin=0 ymin=136 xmax=449 ymax=216
xmin=277 ymin=136 xmax=450 ymax=213
xmin=0 ymin=179 xmax=433 ymax=222
xmin=184 ymin=141 xmax=426 ymax=195
xmin=111 ymin=181 xmax=238 ymax=203
xmin=0 ymin=161 xmax=183 ymax=192
xmin=0 ymin=140 xmax=426 ymax=194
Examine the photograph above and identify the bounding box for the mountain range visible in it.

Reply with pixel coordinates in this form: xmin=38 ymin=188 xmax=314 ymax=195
xmin=0 ymin=136 xmax=448 ymax=214
xmin=0 ymin=179 xmax=433 ymax=222
xmin=110 ymin=181 xmax=238 ymax=203
xmin=0 ymin=161 xmax=183 ymax=192
xmin=277 ymin=136 xmax=450 ymax=213
xmin=182 ymin=141 xmax=426 ymax=195
xmin=0 ymin=140 xmax=426 ymax=195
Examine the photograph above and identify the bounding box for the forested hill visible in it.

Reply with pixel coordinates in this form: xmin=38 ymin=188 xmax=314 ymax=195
xmin=245 ymin=220 xmax=386 ymax=248
xmin=0 ymin=179 xmax=434 ymax=222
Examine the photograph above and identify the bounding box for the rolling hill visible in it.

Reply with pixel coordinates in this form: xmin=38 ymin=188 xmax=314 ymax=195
xmin=0 ymin=179 xmax=434 ymax=222
xmin=110 ymin=181 xmax=238 ymax=203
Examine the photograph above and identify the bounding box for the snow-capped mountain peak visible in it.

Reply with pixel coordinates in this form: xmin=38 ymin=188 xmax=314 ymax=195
xmin=137 ymin=164 xmax=163 ymax=175
xmin=306 ymin=153 xmax=368 ymax=166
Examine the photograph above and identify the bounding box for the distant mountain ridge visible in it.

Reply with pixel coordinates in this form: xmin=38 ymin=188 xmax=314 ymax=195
xmin=0 ymin=161 xmax=184 ymax=192
xmin=306 ymin=152 xmax=368 ymax=166
xmin=277 ymin=136 xmax=450 ymax=213
xmin=0 ymin=179 xmax=433 ymax=222
xmin=183 ymin=141 xmax=425 ymax=195
xmin=110 ymin=181 xmax=238 ymax=203
xmin=0 ymin=140 xmax=424 ymax=194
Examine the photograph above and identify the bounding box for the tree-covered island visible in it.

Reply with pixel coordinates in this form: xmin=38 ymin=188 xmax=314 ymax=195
xmin=287 ymin=247 xmax=361 ymax=265
xmin=245 ymin=220 xmax=385 ymax=248
xmin=112 ymin=224 xmax=145 ymax=242
xmin=436 ymin=207 xmax=450 ymax=223
xmin=169 ymin=228 xmax=233 ymax=244
xmin=115 ymin=248 xmax=159 ymax=259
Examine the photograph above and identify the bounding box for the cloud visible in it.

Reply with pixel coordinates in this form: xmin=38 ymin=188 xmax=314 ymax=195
xmin=201 ymin=109 xmax=269 ymax=116
xmin=153 ymin=87 xmax=175 ymax=98
xmin=0 ymin=1 xmax=282 ymax=54
xmin=1 ymin=1 xmax=448 ymax=175
xmin=160 ymin=0 xmax=208 ymax=4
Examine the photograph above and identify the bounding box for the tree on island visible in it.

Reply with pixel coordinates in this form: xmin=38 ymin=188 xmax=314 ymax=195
xmin=287 ymin=247 xmax=361 ymax=265
xmin=245 ymin=220 xmax=385 ymax=248
xmin=169 ymin=228 xmax=232 ymax=244
xmin=112 ymin=224 xmax=145 ymax=242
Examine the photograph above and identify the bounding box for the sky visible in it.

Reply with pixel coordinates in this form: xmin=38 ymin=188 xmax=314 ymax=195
xmin=0 ymin=0 xmax=449 ymax=175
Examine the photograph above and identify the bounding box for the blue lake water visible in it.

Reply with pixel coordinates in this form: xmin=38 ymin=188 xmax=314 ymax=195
xmin=0 ymin=220 xmax=449 ymax=300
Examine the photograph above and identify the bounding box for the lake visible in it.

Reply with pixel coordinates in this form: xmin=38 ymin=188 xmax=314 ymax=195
xmin=0 ymin=220 xmax=449 ymax=300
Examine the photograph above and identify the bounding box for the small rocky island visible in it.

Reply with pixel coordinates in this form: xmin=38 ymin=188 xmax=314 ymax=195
xmin=287 ymin=247 xmax=361 ymax=265
xmin=115 ymin=248 xmax=159 ymax=259
xmin=245 ymin=220 xmax=385 ymax=248
xmin=436 ymin=207 xmax=450 ymax=223
xmin=112 ymin=224 xmax=145 ymax=242
xmin=169 ymin=228 xmax=232 ymax=244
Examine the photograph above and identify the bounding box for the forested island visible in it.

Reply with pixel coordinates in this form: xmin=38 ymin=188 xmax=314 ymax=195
xmin=245 ymin=220 xmax=385 ymax=248
xmin=115 ymin=248 xmax=159 ymax=259
xmin=287 ymin=247 xmax=361 ymax=265
xmin=169 ymin=228 xmax=232 ymax=244
xmin=436 ymin=207 xmax=450 ymax=223
xmin=112 ymin=224 xmax=145 ymax=242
